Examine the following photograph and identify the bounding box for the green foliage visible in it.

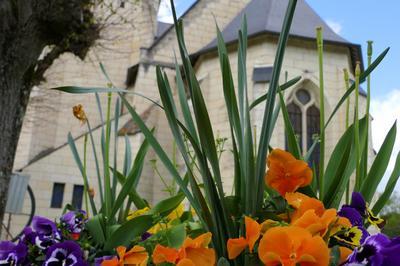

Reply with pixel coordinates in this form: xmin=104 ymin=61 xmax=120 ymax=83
xmin=51 ymin=0 xmax=400 ymax=263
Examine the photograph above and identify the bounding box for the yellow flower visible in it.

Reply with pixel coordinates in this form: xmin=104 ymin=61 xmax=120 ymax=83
xmin=127 ymin=207 xmax=151 ymax=220
xmin=127 ymin=204 xmax=185 ymax=234
xmin=149 ymin=203 xmax=185 ymax=234
xmin=72 ymin=104 xmax=87 ymax=124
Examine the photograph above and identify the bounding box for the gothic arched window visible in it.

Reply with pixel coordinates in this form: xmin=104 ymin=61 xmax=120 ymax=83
xmin=286 ymin=88 xmax=320 ymax=171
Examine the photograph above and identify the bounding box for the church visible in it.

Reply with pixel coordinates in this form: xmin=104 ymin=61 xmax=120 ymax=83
xmin=4 ymin=0 xmax=372 ymax=238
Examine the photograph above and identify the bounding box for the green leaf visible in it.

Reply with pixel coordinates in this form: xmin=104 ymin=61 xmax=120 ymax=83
xmin=112 ymin=98 xmax=121 ymax=202
xmin=217 ymin=257 xmax=230 ymax=266
xmin=118 ymin=92 xmax=200 ymax=217
xmin=104 ymin=215 xmax=154 ymax=250
xmin=329 ymin=246 xmax=340 ymax=266
xmin=255 ymin=0 xmax=298 ymax=212
xmin=67 ymin=133 xmax=97 ymax=215
xmin=324 ymin=48 xmax=389 ymax=129
xmin=372 ymin=151 xmax=400 ymax=214
xmin=110 ymin=137 xmax=149 ymax=219
xmin=249 ymin=76 xmax=301 ymax=110
xmin=278 ymin=91 xmax=301 ymax=159
xmin=123 ymin=135 xmax=132 ymax=177
xmin=147 ymin=193 xmax=185 ymax=217
xmin=323 ymin=117 xmax=368 ymax=207
xmin=361 ymin=121 xmax=397 ymax=203
xmin=160 ymin=224 xmax=187 ymax=249
xmin=86 ymin=214 xmax=106 ymax=245
xmin=52 ymin=86 xmax=128 ymax=94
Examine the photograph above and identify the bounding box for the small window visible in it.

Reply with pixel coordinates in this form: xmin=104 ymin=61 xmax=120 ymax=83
xmin=71 ymin=185 xmax=84 ymax=209
xmin=296 ymin=89 xmax=311 ymax=105
xmin=51 ymin=183 xmax=65 ymax=208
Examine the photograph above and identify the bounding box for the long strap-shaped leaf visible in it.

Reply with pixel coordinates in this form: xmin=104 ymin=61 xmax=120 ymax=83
xmin=278 ymin=91 xmax=301 ymax=159
xmin=109 ymin=135 xmax=150 ymax=219
xmin=323 ymin=117 xmax=368 ymax=208
xmin=117 ymin=93 xmax=201 ymax=219
xmin=255 ymin=0 xmax=298 ymax=213
xmin=324 ymin=48 xmax=389 ymax=130
xmin=360 ymin=121 xmax=397 ymax=203
xmin=68 ymin=133 xmax=98 ymax=215
xmin=249 ymin=76 xmax=301 ymax=110
xmin=372 ymin=151 xmax=400 ymax=214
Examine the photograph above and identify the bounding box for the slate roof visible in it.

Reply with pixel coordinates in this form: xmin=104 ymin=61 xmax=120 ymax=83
xmin=156 ymin=21 xmax=173 ymax=39
xmin=194 ymin=0 xmax=363 ymax=70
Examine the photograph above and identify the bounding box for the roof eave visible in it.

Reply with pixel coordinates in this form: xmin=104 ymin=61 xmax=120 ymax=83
xmin=190 ymin=31 xmax=364 ymax=72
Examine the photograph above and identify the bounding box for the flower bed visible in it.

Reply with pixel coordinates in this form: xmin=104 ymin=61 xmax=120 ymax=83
xmin=2 ymin=0 xmax=399 ymax=265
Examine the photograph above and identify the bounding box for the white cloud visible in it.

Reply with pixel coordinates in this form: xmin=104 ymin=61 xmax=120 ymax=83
xmin=157 ymin=0 xmax=173 ymax=23
xmin=371 ymin=89 xmax=400 ymax=192
xmin=326 ymin=19 xmax=342 ymax=34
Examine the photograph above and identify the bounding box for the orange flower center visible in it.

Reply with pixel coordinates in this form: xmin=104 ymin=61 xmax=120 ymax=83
xmin=290 ymin=252 xmax=296 ymax=260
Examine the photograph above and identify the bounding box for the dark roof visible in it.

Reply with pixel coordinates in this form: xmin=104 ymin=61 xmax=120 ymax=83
xmin=150 ymin=0 xmax=200 ymax=49
xmin=118 ymin=104 xmax=156 ymax=136
xmin=194 ymin=0 xmax=363 ymax=71
xmin=156 ymin=22 xmax=173 ymax=39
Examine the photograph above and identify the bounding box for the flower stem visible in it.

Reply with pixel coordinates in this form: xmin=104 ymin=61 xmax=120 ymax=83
xmin=316 ymin=27 xmax=325 ymax=199
xmin=354 ymin=63 xmax=361 ymax=191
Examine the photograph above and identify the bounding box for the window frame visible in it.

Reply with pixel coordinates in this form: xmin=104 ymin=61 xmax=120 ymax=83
xmin=286 ymin=88 xmax=320 ymax=153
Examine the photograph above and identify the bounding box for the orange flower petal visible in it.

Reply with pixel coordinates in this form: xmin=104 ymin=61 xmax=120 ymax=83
xmin=116 ymin=246 xmax=126 ymax=261
xmin=267 ymin=149 xmax=296 ymax=165
xmin=124 ymin=245 xmax=148 ymax=265
xmin=265 ymin=149 xmax=312 ymax=196
xmin=176 ymin=258 xmax=196 ymax=266
xmin=339 ymin=246 xmax=353 ymax=264
xmin=297 ymin=234 xmax=329 ymax=266
xmin=286 ymin=193 xmax=325 ymax=222
xmin=101 ymin=257 xmax=119 ymax=266
xmin=152 ymin=244 xmax=179 ymax=264
xmin=285 ymin=192 xmax=310 ymax=209
xmin=183 ymin=233 xmax=212 ymax=249
xmin=260 ymin=219 xmax=280 ymax=234
xmin=227 ymin=237 xmax=247 ymax=260
xmin=245 ymin=216 xmax=261 ymax=252
xmin=258 ymin=226 xmax=329 ymax=266
xmin=184 ymin=247 xmax=216 ymax=266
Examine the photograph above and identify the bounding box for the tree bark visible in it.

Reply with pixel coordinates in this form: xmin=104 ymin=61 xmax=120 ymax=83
xmin=0 ymin=0 xmax=98 ymax=234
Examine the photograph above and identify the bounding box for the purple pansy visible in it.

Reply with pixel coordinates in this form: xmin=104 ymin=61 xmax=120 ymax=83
xmin=339 ymin=192 xmax=367 ymax=226
xmin=94 ymin=255 xmax=116 ymax=266
xmin=346 ymin=233 xmax=400 ymax=265
xmin=349 ymin=192 xmax=367 ymax=215
xmin=0 ymin=241 xmax=28 ymax=265
xmin=338 ymin=206 xmax=363 ymax=226
xmin=21 ymin=216 xmax=61 ymax=249
xmin=60 ymin=210 xmax=87 ymax=234
xmin=44 ymin=241 xmax=87 ymax=266
xmin=141 ymin=232 xmax=152 ymax=241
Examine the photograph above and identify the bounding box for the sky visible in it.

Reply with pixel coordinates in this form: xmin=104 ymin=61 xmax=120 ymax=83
xmin=159 ymin=0 xmax=400 ymax=191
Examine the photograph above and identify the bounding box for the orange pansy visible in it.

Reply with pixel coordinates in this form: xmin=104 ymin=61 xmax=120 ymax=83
xmin=285 ymin=192 xmax=325 ymax=221
xmin=258 ymin=226 xmax=329 ymax=266
xmin=291 ymin=209 xmax=337 ymax=237
xmin=227 ymin=216 xmax=261 ymax=259
xmin=152 ymin=232 xmax=215 ymax=266
xmin=152 ymin=245 xmax=179 ymax=264
xmin=285 ymin=192 xmax=351 ymax=237
xmin=265 ymin=149 xmax=312 ymax=196
xmin=102 ymin=245 xmax=148 ymax=266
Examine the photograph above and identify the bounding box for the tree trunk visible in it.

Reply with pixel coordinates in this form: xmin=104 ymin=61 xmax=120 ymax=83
xmin=0 ymin=0 xmax=98 ymax=234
